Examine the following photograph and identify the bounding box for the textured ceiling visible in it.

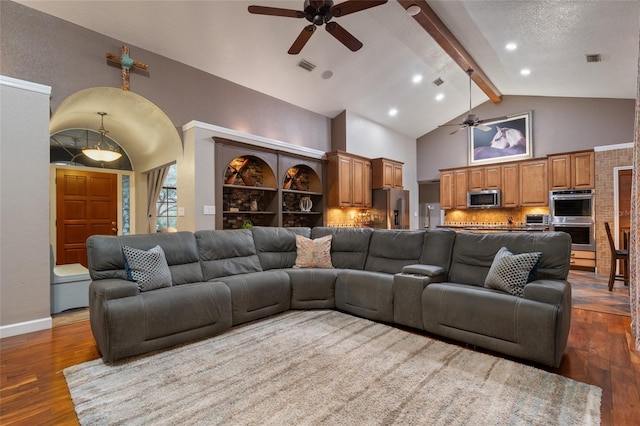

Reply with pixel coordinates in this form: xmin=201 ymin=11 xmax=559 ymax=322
xmin=16 ymin=0 xmax=640 ymax=139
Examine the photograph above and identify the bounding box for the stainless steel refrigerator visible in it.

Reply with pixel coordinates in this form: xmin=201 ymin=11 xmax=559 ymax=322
xmin=371 ymin=188 xmax=410 ymax=229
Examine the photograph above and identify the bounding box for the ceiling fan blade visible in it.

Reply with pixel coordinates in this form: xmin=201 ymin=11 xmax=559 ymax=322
xmin=449 ymin=126 xmax=466 ymax=135
xmin=288 ymin=25 xmax=316 ymax=55
xmin=476 ymin=124 xmax=492 ymax=132
xmin=248 ymin=5 xmax=305 ymax=18
xmin=477 ymin=116 xmax=508 ymax=124
xmin=325 ymin=22 xmax=363 ymax=52
xmin=331 ymin=0 xmax=388 ymax=17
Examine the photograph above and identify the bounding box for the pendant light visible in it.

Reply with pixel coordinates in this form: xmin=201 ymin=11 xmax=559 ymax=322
xmin=82 ymin=112 xmax=122 ymax=162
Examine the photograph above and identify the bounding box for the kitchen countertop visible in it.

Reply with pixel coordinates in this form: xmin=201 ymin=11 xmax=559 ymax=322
xmin=437 ymin=225 xmax=549 ymax=232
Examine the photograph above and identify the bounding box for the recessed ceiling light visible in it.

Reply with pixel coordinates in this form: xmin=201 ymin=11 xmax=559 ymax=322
xmin=388 ymin=108 xmax=398 ymax=117
xmin=520 ymin=68 xmax=531 ymax=76
xmin=435 ymin=93 xmax=445 ymax=101
xmin=506 ymin=42 xmax=517 ymax=51
xmin=412 ymin=74 xmax=423 ymax=84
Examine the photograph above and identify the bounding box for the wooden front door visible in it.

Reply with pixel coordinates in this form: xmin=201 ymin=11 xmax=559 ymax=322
xmin=56 ymin=169 xmax=118 ymax=266
xmin=618 ymin=169 xmax=632 ymax=245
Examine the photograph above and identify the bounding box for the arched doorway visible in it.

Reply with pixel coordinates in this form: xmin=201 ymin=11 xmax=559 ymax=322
xmin=49 ymin=87 xmax=182 ymax=265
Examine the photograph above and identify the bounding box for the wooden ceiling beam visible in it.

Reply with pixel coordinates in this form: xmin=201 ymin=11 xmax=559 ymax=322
xmin=398 ymin=0 xmax=502 ymax=103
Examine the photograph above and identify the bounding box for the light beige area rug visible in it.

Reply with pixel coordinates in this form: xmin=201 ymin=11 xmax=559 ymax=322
xmin=64 ymin=310 xmax=601 ymax=425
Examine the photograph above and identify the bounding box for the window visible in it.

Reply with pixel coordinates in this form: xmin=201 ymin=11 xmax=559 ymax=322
xmin=156 ymin=164 xmax=177 ymax=231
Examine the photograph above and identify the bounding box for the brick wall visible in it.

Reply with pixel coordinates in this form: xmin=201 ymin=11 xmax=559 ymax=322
xmin=595 ymin=146 xmax=633 ymax=274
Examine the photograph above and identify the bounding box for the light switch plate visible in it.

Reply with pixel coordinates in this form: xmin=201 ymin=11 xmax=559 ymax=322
xmin=203 ymin=205 xmax=216 ymax=215
xmin=178 ymin=207 xmax=185 ymax=217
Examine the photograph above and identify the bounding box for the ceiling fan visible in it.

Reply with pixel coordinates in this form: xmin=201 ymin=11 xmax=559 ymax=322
xmin=441 ymin=69 xmax=507 ymax=135
xmin=248 ymin=0 xmax=388 ymax=54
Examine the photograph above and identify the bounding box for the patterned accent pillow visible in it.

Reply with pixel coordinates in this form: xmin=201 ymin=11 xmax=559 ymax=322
xmin=484 ymin=247 xmax=541 ymax=297
xmin=122 ymin=245 xmax=172 ymax=291
xmin=293 ymin=235 xmax=334 ymax=269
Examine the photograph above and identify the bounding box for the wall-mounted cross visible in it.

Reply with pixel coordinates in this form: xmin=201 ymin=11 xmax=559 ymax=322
xmin=106 ymin=45 xmax=148 ymax=91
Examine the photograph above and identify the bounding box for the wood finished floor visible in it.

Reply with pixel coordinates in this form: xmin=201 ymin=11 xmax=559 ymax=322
xmin=1 ymin=271 xmax=638 ymax=425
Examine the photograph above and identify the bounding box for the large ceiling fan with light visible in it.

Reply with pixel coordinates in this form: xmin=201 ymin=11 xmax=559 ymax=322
xmin=248 ymin=0 xmax=387 ymax=55
xmin=441 ymin=69 xmax=507 ymax=135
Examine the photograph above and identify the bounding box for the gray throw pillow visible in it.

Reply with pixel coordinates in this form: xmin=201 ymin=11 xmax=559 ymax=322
xmin=484 ymin=247 xmax=541 ymax=297
xmin=122 ymin=245 xmax=172 ymax=291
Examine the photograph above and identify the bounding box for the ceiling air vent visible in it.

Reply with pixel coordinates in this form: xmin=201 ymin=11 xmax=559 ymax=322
xmin=585 ymin=54 xmax=601 ymax=63
xmin=298 ymin=59 xmax=316 ymax=72
xmin=432 ymin=77 xmax=444 ymax=86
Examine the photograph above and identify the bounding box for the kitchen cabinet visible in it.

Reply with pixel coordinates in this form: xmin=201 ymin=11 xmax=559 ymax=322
xmin=454 ymin=169 xmax=468 ymax=209
xmin=327 ymin=151 xmax=372 ymax=208
xmin=519 ymin=159 xmax=548 ymax=206
xmin=440 ymin=170 xmax=455 ymax=210
xmin=371 ymin=158 xmax=403 ymax=189
xmin=468 ymin=165 xmax=501 ymax=191
xmin=501 ymin=163 xmax=519 ymax=208
xmin=570 ymin=250 xmax=595 ymax=270
xmin=548 ymin=150 xmax=594 ymax=190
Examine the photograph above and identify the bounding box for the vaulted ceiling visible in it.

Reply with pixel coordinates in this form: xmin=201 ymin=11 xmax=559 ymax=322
xmin=16 ymin=0 xmax=640 ymax=138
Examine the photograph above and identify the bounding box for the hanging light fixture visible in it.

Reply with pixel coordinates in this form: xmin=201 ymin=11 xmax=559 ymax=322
xmin=82 ymin=112 xmax=122 ymax=162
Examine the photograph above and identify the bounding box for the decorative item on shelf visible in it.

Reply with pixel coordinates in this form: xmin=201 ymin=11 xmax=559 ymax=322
xmin=250 ymin=198 xmax=258 ymax=212
xmin=241 ymin=219 xmax=253 ymax=229
xmin=299 ymin=196 xmax=313 ymax=212
xmin=82 ymin=112 xmax=122 ymax=162
xmin=283 ymin=167 xmax=301 ymax=190
xmin=225 ymin=157 xmax=254 ymax=186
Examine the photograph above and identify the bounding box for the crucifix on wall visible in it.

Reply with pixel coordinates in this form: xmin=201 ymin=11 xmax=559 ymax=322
xmin=106 ymin=45 xmax=148 ymax=91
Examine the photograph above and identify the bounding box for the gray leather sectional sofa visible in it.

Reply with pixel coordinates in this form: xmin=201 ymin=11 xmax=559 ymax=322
xmin=87 ymin=226 xmax=572 ymax=367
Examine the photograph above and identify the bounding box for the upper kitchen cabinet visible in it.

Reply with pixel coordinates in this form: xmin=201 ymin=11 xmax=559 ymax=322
xmin=371 ymin=158 xmax=403 ymax=189
xmin=548 ymin=150 xmax=595 ymax=190
xmin=327 ymin=151 xmax=372 ymax=208
xmin=519 ymin=159 xmax=548 ymax=206
xmin=440 ymin=170 xmax=455 ymax=210
xmin=468 ymin=165 xmax=501 ymax=191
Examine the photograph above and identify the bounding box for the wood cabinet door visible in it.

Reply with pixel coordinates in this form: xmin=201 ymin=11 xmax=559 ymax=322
xmin=382 ymin=162 xmax=394 ymax=188
xmin=572 ymin=151 xmax=595 ymax=189
xmin=338 ymin=156 xmax=353 ymax=206
xmin=519 ymin=160 xmax=548 ymax=206
xmin=364 ymin=161 xmax=372 ymax=207
xmin=440 ymin=171 xmax=454 ymax=210
xmin=468 ymin=168 xmax=484 ymax=191
xmin=501 ymin=164 xmax=519 ymax=207
xmin=351 ymin=157 xmax=366 ymax=207
xmin=485 ymin=165 xmax=501 ymax=189
xmin=548 ymin=154 xmax=571 ymax=190
xmin=454 ymin=169 xmax=468 ymax=209
xmin=393 ymin=164 xmax=403 ymax=188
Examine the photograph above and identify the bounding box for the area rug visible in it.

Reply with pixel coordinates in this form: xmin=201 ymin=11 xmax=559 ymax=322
xmin=64 ymin=310 xmax=601 ymax=425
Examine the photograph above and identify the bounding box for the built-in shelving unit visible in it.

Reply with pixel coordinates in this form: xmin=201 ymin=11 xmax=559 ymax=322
xmin=215 ymin=138 xmax=325 ymax=229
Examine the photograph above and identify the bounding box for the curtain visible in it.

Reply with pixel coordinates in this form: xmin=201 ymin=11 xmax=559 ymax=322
xmin=631 ymin=34 xmax=640 ymax=351
xmin=146 ymin=166 xmax=170 ymax=233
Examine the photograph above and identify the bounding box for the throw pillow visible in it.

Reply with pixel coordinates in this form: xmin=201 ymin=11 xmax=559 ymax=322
xmin=122 ymin=245 xmax=172 ymax=291
xmin=293 ymin=235 xmax=334 ymax=269
xmin=484 ymin=247 xmax=541 ymax=297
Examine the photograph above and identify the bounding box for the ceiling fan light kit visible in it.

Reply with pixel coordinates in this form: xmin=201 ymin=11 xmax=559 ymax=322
xmin=440 ymin=69 xmax=507 ymax=136
xmin=248 ymin=0 xmax=388 ymax=54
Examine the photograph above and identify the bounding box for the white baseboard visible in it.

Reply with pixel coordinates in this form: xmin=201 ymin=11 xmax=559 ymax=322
xmin=0 ymin=316 xmax=52 ymax=339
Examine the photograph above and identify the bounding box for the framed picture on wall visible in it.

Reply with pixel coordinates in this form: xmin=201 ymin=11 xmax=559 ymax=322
xmin=469 ymin=111 xmax=532 ymax=165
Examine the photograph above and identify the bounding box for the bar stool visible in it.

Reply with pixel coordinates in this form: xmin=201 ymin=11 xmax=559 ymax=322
xmin=604 ymin=222 xmax=629 ymax=291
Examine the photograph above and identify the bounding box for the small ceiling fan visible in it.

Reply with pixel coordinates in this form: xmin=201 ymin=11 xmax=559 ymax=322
xmin=441 ymin=69 xmax=507 ymax=135
xmin=248 ymin=0 xmax=388 ymax=54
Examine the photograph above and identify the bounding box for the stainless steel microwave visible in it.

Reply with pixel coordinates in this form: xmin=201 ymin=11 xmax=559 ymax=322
xmin=467 ymin=190 xmax=501 ymax=208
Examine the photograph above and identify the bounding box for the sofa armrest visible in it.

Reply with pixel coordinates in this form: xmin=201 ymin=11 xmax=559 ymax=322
xmin=401 ymin=264 xmax=445 ymax=277
xmin=523 ymin=280 xmax=569 ymax=306
xmin=90 ymin=278 xmax=140 ymax=300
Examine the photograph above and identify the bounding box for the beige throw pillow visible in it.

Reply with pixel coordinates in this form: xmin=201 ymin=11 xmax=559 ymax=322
xmin=293 ymin=235 xmax=334 ymax=269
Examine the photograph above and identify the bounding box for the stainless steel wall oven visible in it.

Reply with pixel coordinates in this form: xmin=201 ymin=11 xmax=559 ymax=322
xmin=549 ymin=189 xmax=595 ymax=251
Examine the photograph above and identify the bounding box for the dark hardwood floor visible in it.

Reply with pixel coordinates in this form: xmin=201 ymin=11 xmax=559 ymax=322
xmin=1 ymin=271 xmax=638 ymax=425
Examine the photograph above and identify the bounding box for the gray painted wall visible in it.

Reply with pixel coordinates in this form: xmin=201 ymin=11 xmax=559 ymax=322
xmin=0 ymin=1 xmax=331 ymax=151
xmin=0 ymin=79 xmax=52 ymax=334
xmin=417 ymin=96 xmax=635 ymax=181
